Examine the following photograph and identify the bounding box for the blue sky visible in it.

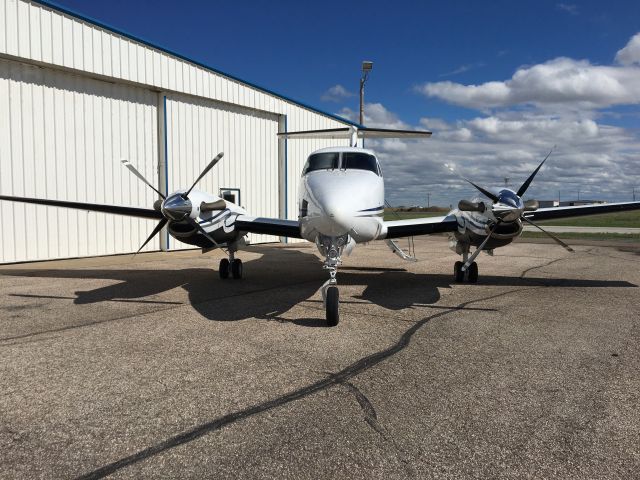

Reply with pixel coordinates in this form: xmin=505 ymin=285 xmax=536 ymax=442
xmin=51 ymin=0 xmax=640 ymax=206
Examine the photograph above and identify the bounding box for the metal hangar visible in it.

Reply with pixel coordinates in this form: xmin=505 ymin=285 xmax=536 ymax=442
xmin=0 ymin=0 xmax=355 ymax=263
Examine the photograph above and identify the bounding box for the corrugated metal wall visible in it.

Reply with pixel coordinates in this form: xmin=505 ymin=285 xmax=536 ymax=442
xmin=0 ymin=0 xmax=352 ymax=262
xmin=165 ymin=94 xmax=280 ymax=247
xmin=0 ymin=58 xmax=159 ymax=262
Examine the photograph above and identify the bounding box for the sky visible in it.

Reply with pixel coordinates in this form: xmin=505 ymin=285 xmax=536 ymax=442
xmin=52 ymin=0 xmax=640 ymax=207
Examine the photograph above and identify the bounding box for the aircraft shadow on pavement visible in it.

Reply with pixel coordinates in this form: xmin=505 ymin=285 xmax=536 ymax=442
xmin=2 ymin=246 xmax=637 ymax=327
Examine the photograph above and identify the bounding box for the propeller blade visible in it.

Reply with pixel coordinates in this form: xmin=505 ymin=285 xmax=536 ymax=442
xmin=186 ymin=218 xmax=225 ymax=251
xmin=516 ymin=146 xmax=555 ymax=197
xmin=136 ymin=218 xmax=168 ymax=255
xmin=183 ymin=152 xmax=224 ymax=199
xmin=522 ymin=216 xmax=574 ymax=252
xmin=445 ymin=164 xmax=499 ymax=203
xmin=461 ymin=222 xmax=498 ymax=271
xmin=121 ymin=160 xmax=165 ymax=199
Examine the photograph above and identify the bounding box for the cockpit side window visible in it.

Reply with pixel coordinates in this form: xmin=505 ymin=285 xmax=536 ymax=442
xmin=302 ymin=152 xmax=339 ymax=175
xmin=342 ymin=152 xmax=380 ymax=176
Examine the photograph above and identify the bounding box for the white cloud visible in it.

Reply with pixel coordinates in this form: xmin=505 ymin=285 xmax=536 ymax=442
xmin=321 ymin=84 xmax=355 ymax=102
xmin=615 ymin=33 xmax=640 ymax=66
xmin=418 ymin=57 xmax=640 ymax=109
xmin=360 ymin=107 xmax=640 ymax=207
xmin=439 ymin=62 xmax=485 ymax=77
xmin=557 ymin=3 xmax=578 ymax=15
xmin=338 ymin=102 xmax=409 ymax=129
xmin=334 ymin=33 xmax=640 ymax=207
xmin=416 ymin=33 xmax=640 ymax=110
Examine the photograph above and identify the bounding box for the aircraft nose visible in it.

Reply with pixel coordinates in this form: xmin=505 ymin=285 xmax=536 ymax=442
xmin=319 ymin=198 xmax=352 ymax=236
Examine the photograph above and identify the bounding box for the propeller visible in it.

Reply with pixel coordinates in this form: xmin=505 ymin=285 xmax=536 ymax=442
xmin=521 ymin=216 xmax=574 ymax=252
xmin=182 ymin=152 xmax=224 ymax=199
xmin=516 ymin=147 xmax=554 ymax=197
xmin=445 ymin=164 xmax=498 ymax=202
xmin=462 ymin=222 xmax=499 ymax=271
xmin=121 ymin=160 xmax=165 ymax=199
xmin=448 ymin=147 xmax=574 ymax=253
xmin=121 ymin=152 xmax=226 ymax=255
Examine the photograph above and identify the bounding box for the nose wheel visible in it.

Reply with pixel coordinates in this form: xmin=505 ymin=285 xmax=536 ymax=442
xmin=325 ymin=286 xmax=339 ymax=326
xmin=321 ymin=265 xmax=340 ymax=327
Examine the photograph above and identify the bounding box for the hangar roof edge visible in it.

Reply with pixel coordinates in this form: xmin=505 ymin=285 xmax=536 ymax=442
xmin=32 ymin=0 xmax=363 ymax=128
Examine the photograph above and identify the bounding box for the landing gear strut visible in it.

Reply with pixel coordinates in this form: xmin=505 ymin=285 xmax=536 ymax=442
xmin=219 ymin=248 xmax=243 ymax=280
xmin=318 ymin=235 xmax=349 ymax=327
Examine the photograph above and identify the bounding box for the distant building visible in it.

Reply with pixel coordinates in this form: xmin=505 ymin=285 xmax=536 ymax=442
xmin=560 ymin=200 xmax=607 ymax=207
xmin=537 ymin=200 xmax=606 ymax=208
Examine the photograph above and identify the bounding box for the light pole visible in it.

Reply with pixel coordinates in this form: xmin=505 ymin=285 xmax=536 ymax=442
xmin=359 ymin=61 xmax=373 ymax=125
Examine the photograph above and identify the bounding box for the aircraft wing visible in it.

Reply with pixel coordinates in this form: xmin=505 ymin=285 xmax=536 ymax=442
xmin=524 ymin=201 xmax=640 ymax=221
xmin=383 ymin=214 xmax=459 ymax=239
xmin=0 ymin=195 xmax=163 ymax=219
xmin=234 ymin=215 xmax=302 ymax=239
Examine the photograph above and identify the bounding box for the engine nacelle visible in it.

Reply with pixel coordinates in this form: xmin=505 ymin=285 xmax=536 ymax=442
xmin=486 ymin=219 xmax=523 ymax=239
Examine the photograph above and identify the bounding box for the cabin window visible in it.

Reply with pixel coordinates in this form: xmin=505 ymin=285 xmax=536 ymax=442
xmin=302 ymin=152 xmax=339 ymax=175
xmin=342 ymin=152 xmax=380 ymax=175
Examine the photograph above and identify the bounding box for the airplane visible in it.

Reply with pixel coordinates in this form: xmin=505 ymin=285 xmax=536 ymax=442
xmin=1 ymin=125 xmax=639 ymax=327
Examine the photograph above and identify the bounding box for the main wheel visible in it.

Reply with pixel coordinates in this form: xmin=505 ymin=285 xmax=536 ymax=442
xmin=231 ymin=258 xmax=243 ymax=279
xmin=468 ymin=262 xmax=478 ymax=283
xmin=326 ymin=286 xmax=339 ymax=327
xmin=219 ymin=258 xmax=230 ymax=279
xmin=454 ymin=261 xmax=464 ymax=283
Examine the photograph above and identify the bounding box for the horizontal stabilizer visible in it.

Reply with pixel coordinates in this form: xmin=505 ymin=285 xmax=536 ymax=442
xmin=278 ymin=127 xmax=431 ymax=140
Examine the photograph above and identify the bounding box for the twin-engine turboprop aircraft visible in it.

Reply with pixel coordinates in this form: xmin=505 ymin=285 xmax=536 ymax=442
xmin=2 ymin=125 xmax=640 ymax=326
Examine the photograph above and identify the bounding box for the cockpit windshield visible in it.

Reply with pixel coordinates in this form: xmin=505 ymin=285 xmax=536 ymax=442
xmin=342 ymin=152 xmax=380 ymax=175
xmin=302 ymin=152 xmax=339 ymax=175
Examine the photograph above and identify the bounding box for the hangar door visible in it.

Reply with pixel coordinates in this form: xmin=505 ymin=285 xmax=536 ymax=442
xmin=0 ymin=59 xmax=160 ymax=263
xmin=164 ymin=95 xmax=280 ymax=247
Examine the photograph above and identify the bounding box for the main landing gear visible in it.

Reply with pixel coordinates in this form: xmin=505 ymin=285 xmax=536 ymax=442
xmin=454 ymin=250 xmax=478 ymax=283
xmin=219 ymin=248 xmax=243 ymax=280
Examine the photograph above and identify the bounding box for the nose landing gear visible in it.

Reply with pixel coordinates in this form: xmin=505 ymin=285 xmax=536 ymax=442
xmin=317 ymin=235 xmax=349 ymax=327
xmin=323 ymin=266 xmax=339 ymax=327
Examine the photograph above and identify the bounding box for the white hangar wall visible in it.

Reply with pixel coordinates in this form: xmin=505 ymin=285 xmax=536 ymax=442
xmin=0 ymin=0 xmax=352 ymax=263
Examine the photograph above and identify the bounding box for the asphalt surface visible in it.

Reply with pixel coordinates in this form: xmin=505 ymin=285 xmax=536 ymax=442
xmin=1 ymin=237 xmax=639 ymax=479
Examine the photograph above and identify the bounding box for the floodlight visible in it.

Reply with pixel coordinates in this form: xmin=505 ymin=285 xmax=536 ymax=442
xmin=362 ymin=61 xmax=374 ymax=72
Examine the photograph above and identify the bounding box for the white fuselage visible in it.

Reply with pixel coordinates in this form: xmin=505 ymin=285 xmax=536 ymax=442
xmin=297 ymin=147 xmax=385 ymax=244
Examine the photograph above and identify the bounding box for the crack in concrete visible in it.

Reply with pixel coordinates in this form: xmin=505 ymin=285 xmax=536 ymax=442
xmin=74 ymin=284 xmax=539 ymax=480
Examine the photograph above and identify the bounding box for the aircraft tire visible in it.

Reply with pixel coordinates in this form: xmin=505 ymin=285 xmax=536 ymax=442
xmin=219 ymin=258 xmax=230 ymax=279
xmin=231 ymin=259 xmax=243 ymax=279
xmin=326 ymin=286 xmax=339 ymax=327
xmin=454 ymin=261 xmax=464 ymax=283
xmin=468 ymin=262 xmax=478 ymax=283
